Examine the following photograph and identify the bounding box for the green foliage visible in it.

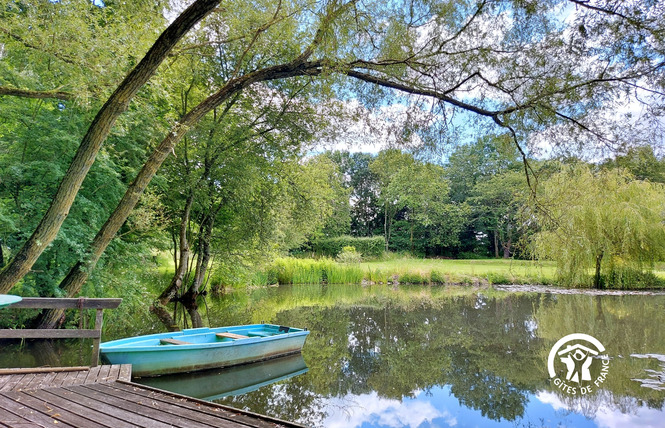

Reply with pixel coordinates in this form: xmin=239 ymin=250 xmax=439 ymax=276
xmin=336 ymin=246 xmax=362 ymax=264
xmin=326 ymin=152 xmax=382 ymax=237
xmin=312 ymin=236 xmax=385 ymax=258
xmin=532 ymin=164 xmax=665 ymax=288
xmin=398 ymin=271 xmax=428 ymax=284
xmin=430 ymin=270 xmax=446 ymax=285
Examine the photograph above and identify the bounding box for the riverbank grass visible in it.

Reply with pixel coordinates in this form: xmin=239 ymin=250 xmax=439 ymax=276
xmin=258 ymin=256 xmax=557 ymax=286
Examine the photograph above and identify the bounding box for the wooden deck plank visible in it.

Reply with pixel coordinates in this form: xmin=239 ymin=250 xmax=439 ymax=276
xmin=108 ymin=382 xmax=254 ymax=425
xmin=66 ymin=383 xmax=209 ymax=428
xmin=29 ymin=388 xmax=137 ymax=428
xmin=11 ymin=374 xmax=36 ymax=391
xmin=0 ymin=423 xmax=43 ymax=428
xmin=58 ymin=370 xmax=83 ymax=388
xmin=118 ymin=364 xmax=132 ymax=382
xmin=73 ymin=367 xmax=92 ymax=384
xmin=89 ymin=383 xmax=236 ymax=428
xmin=106 ymin=364 xmax=121 ymax=382
xmin=80 ymin=383 xmax=242 ymax=428
xmin=0 ymin=404 xmax=35 ymax=427
xmin=96 ymin=364 xmax=111 ymax=381
xmin=9 ymin=390 xmax=108 ymax=428
xmin=23 ymin=373 xmax=51 ymax=391
xmin=111 ymin=381 xmax=303 ymax=428
xmin=0 ymin=374 xmax=25 ymax=392
xmin=0 ymin=393 xmax=75 ymax=427
xmin=50 ymin=386 xmax=173 ymax=428
xmin=50 ymin=370 xmax=72 ymax=388
xmin=0 ymin=365 xmax=131 ymax=393
xmin=0 ymin=365 xmax=303 ymax=428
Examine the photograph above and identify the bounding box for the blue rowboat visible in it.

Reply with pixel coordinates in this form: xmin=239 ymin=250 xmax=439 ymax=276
xmin=0 ymin=294 xmax=22 ymax=309
xmin=100 ymin=324 xmax=309 ymax=376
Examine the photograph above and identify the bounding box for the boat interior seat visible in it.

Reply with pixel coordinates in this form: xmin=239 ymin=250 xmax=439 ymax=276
xmin=216 ymin=332 xmax=249 ymax=340
xmin=160 ymin=338 xmax=192 ymax=345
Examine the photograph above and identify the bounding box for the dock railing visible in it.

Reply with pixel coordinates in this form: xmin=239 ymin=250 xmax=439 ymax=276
xmin=0 ymin=297 xmax=122 ymax=366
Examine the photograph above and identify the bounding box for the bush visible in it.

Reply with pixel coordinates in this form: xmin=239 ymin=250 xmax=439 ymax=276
xmin=399 ymin=271 xmax=428 ymax=284
xmin=603 ymin=269 xmax=665 ymax=289
xmin=430 ymin=270 xmax=446 ymax=285
xmin=313 ymin=236 xmax=385 ymax=258
xmin=337 ymin=246 xmax=362 ymax=263
xmin=486 ymin=272 xmax=511 ymax=285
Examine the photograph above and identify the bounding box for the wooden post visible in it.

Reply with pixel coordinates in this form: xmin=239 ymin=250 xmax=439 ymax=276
xmin=91 ymin=308 xmax=105 ymax=366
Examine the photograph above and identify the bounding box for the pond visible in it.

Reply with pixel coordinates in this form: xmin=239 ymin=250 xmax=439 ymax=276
xmin=3 ymin=284 xmax=665 ymax=427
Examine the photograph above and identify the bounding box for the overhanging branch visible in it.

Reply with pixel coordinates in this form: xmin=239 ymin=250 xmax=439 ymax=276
xmin=0 ymin=86 xmax=73 ymax=100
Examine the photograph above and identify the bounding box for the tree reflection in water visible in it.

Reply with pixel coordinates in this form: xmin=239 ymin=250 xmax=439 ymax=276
xmin=199 ymin=286 xmax=665 ymax=427
xmin=3 ymin=285 xmax=663 ymax=427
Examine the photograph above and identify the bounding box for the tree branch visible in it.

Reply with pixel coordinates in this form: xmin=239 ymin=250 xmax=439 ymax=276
xmin=0 ymin=86 xmax=73 ymax=100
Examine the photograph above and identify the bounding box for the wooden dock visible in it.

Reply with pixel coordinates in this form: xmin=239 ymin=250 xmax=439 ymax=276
xmin=0 ymin=366 xmax=304 ymax=427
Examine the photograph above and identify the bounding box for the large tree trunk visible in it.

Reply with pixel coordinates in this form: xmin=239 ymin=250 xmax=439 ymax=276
xmin=36 ymin=60 xmax=322 ymax=328
xmin=0 ymin=0 xmax=222 ymax=294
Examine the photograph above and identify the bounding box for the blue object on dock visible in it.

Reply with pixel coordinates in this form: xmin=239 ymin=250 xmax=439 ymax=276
xmin=100 ymin=324 xmax=310 ymax=376
xmin=0 ymin=295 xmax=22 ymax=309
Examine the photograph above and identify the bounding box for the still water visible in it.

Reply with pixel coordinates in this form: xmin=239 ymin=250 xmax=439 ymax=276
xmin=4 ymin=284 xmax=665 ymax=427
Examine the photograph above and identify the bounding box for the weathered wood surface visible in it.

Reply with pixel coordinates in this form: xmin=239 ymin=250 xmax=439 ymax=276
xmin=0 ymin=297 xmax=122 ymax=366
xmin=7 ymin=298 xmax=122 ymax=310
xmin=216 ymin=332 xmax=249 ymax=340
xmin=0 ymin=379 xmax=305 ymax=427
xmin=0 ymin=365 xmax=131 ymax=393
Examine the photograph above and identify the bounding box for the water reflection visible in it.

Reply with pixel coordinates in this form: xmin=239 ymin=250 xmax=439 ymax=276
xmin=134 ymin=353 xmax=308 ymax=400
xmin=2 ymin=285 xmax=665 ymax=427
xmin=204 ymin=286 xmax=665 ymax=427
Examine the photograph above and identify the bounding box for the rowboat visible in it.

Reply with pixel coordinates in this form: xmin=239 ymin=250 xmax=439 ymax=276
xmin=100 ymin=324 xmax=309 ymax=376
xmin=0 ymin=295 xmax=22 ymax=309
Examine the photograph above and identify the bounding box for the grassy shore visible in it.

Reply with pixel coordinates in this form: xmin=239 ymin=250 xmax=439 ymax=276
xmin=257 ymin=255 xmax=557 ymax=286
xmin=360 ymin=256 xmax=557 ymax=285
xmin=256 ymin=255 xmax=665 ymax=288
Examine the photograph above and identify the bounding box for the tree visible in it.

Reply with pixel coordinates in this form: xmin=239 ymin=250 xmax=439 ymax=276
xmin=3 ymin=0 xmax=665 ymax=295
xmin=603 ymin=146 xmax=665 ymax=183
xmin=531 ymin=164 xmax=665 ymax=288
xmin=324 ymin=152 xmax=378 ymax=237
xmin=387 ymin=162 xmax=468 ymax=254
xmin=0 ymin=0 xmax=222 ymax=293
xmin=369 ymin=150 xmax=416 ymax=250
xmin=468 ymin=171 xmax=529 ymax=258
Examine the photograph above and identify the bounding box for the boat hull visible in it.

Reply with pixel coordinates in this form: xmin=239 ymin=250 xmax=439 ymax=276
xmin=100 ymin=324 xmax=309 ymax=376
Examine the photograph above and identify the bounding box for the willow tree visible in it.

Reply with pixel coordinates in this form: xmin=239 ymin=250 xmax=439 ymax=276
xmin=532 ymin=164 xmax=665 ymax=288
xmin=0 ymin=0 xmax=223 ymax=292
xmin=3 ymin=0 xmax=665 ymax=295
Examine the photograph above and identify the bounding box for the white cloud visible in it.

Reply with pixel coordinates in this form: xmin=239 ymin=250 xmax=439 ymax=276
xmin=536 ymin=391 xmax=665 ymax=428
xmin=322 ymin=391 xmax=456 ymax=428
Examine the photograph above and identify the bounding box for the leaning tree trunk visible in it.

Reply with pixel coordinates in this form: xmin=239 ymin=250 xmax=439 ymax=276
xmin=0 ymin=0 xmax=222 ymax=294
xmin=37 ymin=59 xmax=322 ymax=328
